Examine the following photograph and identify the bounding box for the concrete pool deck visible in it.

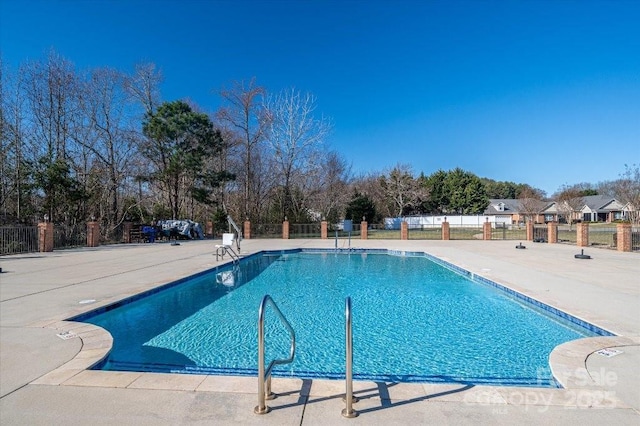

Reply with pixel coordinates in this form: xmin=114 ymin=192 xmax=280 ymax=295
xmin=0 ymin=239 xmax=638 ymax=424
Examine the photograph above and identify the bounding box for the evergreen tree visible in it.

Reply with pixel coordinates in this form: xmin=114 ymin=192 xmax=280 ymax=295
xmin=141 ymin=100 xmax=232 ymax=219
xmin=345 ymin=192 xmax=377 ymax=223
xmin=443 ymin=168 xmax=489 ymax=214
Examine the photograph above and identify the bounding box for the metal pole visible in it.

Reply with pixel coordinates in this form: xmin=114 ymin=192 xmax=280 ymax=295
xmin=342 ymin=297 xmax=358 ymax=418
xmin=254 ymin=298 xmax=269 ymax=414
xmin=254 ymin=295 xmax=295 ymax=415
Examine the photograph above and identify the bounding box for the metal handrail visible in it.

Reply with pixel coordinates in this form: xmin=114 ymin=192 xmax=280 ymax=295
xmin=254 ymin=295 xmax=296 ymax=415
xmin=227 ymin=215 xmax=242 ymax=250
xmin=342 ymin=296 xmax=358 ymax=418
xmin=216 ymin=245 xmax=240 ymax=264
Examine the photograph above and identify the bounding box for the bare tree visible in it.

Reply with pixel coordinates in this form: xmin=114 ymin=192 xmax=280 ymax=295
xmin=380 ymin=164 xmax=425 ymax=217
xmin=0 ymin=58 xmax=31 ymax=223
xmin=518 ymin=186 xmax=544 ymax=223
xmin=22 ymin=50 xmax=80 ymax=162
xmin=350 ymin=172 xmax=390 ymax=219
xmin=124 ymin=63 xmax=162 ymax=116
xmin=614 ymin=164 xmax=640 ymax=224
xmin=122 ymin=62 xmax=163 ymax=217
xmin=75 ymin=67 xmax=138 ymax=235
xmin=308 ymin=151 xmax=351 ymax=223
xmin=216 ymin=79 xmax=268 ymax=222
xmin=555 ymin=185 xmax=584 ymax=229
xmin=21 ymin=50 xmax=87 ymax=223
xmin=264 ymin=88 xmax=332 ymax=220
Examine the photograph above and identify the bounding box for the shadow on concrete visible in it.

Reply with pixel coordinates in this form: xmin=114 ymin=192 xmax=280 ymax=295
xmin=266 ymin=379 xmax=474 ymax=415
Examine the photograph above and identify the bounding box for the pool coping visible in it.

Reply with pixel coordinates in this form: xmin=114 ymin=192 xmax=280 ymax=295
xmin=25 ymin=319 xmax=636 ymax=411
xmin=24 ymin=247 xmax=635 ymax=407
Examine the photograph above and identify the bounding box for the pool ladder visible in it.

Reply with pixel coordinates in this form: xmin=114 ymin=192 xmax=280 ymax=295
xmin=254 ymin=295 xmax=358 ymax=418
xmin=254 ymin=295 xmax=296 ymax=414
xmin=215 ymin=245 xmax=240 ymax=264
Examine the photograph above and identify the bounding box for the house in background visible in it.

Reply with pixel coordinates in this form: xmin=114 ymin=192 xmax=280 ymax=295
xmin=483 ymin=199 xmax=549 ymax=224
xmin=541 ymin=195 xmax=627 ymax=223
xmin=539 ymin=201 xmax=563 ymax=223
xmin=484 ymin=195 xmax=629 ymax=224
xmin=579 ymin=195 xmax=627 ymax=222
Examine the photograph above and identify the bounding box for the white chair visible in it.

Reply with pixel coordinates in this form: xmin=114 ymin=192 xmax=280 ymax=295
xmin=215 ymin=233 xmax=239 ymax=261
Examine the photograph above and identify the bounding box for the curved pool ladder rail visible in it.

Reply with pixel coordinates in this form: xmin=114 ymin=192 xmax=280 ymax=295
xmin=254 ymin=295 xmax=296 ymax=415
xmin=215 ymin=245 xmax=240 ymax=264
xmin=342 ymin=296 xmax=359 ymax=418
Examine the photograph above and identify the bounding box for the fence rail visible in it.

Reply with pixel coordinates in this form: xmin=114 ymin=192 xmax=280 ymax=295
xmin=533 ymin=225 xmax=547 ymax=242
xmin=492 ymin=224 xmax=527 ymax=240
xmin=367 ymin=224 xmax=400 ymax=239
xmin=328 ymin=223 xmax=361 ymax=239
xmin=290 ymin=223 xmax=321 ymax=239
xmin=557 ymin=228 xmax=576 ymax=244
xmin=408 ymin=224 xmax=441 ymax=240
xmin=0 ymin=226 xmax=38 ymax=255
xmin=251 ymin=223 xmax=282 ymax=239
xmin=588 ymin=226 xmax=617 ymax=249
xmin=54 ymin=225 xmax=86 ymax=249
xmin=2 ymin=222 xmax=638 ymax=253
xmin=449 ymin=226 xmax=483 ymax=240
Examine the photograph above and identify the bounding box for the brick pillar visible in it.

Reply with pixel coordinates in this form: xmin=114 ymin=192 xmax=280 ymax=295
xmin=576 ymin=222 xmax=589 ymax=247
xmin=123 ymin=222 xmax=132 ymax=243
xmin=87 ymin=221 xmax=100 ymax=247
xmin=205 ymin=221 xmax=213 ymax=238
xmin=321 ymin=221 xmax=328 ymax=239
xmin=526 ymin=221 xmax=534 ymax=241
xmin=442 ymin=221 xmax=450 ymax=240
xmin=361 ymin=221 xmax=368 ymax=240
xmin=282 ymin=220 xmax=289 ymax=239
xmin=244 ymin=220 xmax=251 ymax=240
xmin=400 ymin=221 xmax=408 ymax=240
xmin=547 ymin=222 xmax=558 ymax=244
xmin=617 ymin=223 xmax=632 ymax=252
xmin=38 ymin=222 xmax=54 ymax=252
xmin=483 ymin=220 xmax=492 ymax=240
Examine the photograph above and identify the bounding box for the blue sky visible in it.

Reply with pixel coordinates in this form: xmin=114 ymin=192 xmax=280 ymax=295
xmin=1 ymin=0 xmax=639 ymax=196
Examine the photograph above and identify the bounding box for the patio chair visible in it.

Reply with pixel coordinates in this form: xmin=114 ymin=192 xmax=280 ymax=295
xmin=215 ymin=233 xmax=239 ymax=262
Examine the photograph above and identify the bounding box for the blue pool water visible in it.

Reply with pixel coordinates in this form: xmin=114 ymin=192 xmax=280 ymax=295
xmin=76 ymin=250 xmax=607 ymax=387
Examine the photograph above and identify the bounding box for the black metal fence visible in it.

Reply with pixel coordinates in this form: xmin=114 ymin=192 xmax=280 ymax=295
xmin=588 ymin=226 xmax=617 ymax=249
xmin=0 ymin=226 xmax=38 ymax=255
xmin=366 ymin=224 xmax=400 ymax=239
xmin=328 ymin=223 xmax=361 ymax=239
xmin=290 ymin=223 xmax=322 ymax=239
xmin=408 ymin=224 xmax=442 ymax=240
xmin=533 ymin=225 xmax=547 ymax=242
xmin=491 ymin=223 xmax=528 ymax=240
xmin=54 ymin=224 xmax=86 ymax=249
xmin=449 ymin=226 xmax=483 ymax=240
xmin=251 ymin=223 xmax=282 ymax=238
xmin=611 ymin=226 xmax=640 ymax=252
xmin=5 ymin=222 xmax=634 ymax=255
xmin=557 ymin=226 xmax=576 ymax=244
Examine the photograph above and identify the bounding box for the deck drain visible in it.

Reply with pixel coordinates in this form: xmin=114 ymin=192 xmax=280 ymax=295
xmin=79 ymin=299 xmax=96 ymax=304
xmin=596 ymin=348 xmax=623 ymax=358
xmin=56 ymin=331 xmax=78 ymax=340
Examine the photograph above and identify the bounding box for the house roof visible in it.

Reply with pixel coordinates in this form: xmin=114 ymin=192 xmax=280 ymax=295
xmin=581 ymin=195 xmax=624 ymax=212
xmin=483 ymin=199 xmax=549 ymax=215
xmin=484 ymin=196 xmax=626 ymax=216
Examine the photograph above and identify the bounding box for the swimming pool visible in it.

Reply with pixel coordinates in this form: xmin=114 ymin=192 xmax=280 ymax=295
xmin=73 ymin=249 xmax=611 ymax=388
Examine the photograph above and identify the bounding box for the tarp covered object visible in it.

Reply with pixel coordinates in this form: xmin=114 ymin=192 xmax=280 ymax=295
xmin=157 ymin=220 xmax=204 ymax=239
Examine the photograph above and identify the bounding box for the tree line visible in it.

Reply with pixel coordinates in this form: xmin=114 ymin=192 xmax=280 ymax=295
xmin=2 ymin=51 xmax=638 ymax=239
